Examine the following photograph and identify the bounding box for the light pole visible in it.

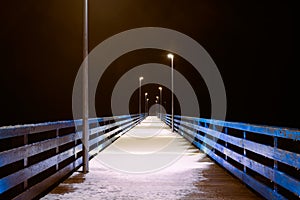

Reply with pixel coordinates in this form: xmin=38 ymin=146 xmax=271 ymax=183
xmin=82 ymin=0 xmax=89 ymax=173
xmin=155 ymin=99 xmax=158 ymax=116
xmin=156 ymin=96 xmax=159 ymax=117
xmin=146 ymin=98 xmax=149 ymax=115
xmin=167 ymin=53 xmax=174 ymax=132
xmin=158 ymin=87 xmax=162 ymax=119
xmin=139 ymin=77 xmax=144 ymax=116
xmin=145 ymin=92 xmax=148 ymax=116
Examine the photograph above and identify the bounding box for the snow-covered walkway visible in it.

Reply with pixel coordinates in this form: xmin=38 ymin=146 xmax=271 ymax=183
xmin=41 ymin=117 xmax=260 ymax=200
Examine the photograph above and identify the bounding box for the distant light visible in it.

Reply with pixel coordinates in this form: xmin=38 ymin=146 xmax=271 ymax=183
xmin=156 ymin=96 xmax=159 ymax=99
xmin=145 ymin=92 xmax=148 ymax=96
xmin=139 ymin=76 xmax=144 ymax=81
xmin=147 ymin=98 xmax=149 ymax=101
xmin=158 ymin=87 xmax=162 ymax=91
xmin=167 ymin=53 xmax=174 ymax=59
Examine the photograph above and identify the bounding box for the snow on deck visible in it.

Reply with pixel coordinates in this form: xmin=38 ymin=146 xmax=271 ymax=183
xmin=41 ymin=117 xmax=260 ymax=200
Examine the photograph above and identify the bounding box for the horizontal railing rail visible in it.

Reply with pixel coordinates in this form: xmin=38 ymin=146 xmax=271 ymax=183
xmin=161 ymin=114 xmax=300 ymax=200
xmin=0 ymin=114 xmax=144 ymax=200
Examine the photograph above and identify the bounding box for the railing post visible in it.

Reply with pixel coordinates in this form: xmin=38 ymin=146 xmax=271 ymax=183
xmin=212 ymin=124 xmax=216 ymax=153
xmin=103 ymin=120 xmax=107 ymax=143
xmin=197 ymin=120 xmax=200 ymax=138
xmin=73 ymin=126 xmax=78 ymax=168
xmin=224 ymin=127 xmax=228 ymax=161
xmin=243 ymin=131 xmax=247 ymax=173
xmin=56 ymin=129 xmax=59 ymax=171
xmin=196 ymin=119 xmax=200 ymax=139
xmin=273 ymin=136 xmax=278 ymax=192
xmin=204 ymin=123 xmax=208 ymax=148
xmin=97 ymin=125 xmax=101 ymax=152
xmin=23 ymin=133 xmax=28 ymax=190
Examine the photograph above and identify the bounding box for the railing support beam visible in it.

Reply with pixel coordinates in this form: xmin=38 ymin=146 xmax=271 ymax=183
xmin=273 ymin=136 xmax=278 ymax=192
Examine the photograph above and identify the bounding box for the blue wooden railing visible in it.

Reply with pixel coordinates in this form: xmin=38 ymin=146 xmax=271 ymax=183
xmin=161 ymin=114 xmax=300 ymax=200
xmin=0 ymin=114 xmax=144 ymax=200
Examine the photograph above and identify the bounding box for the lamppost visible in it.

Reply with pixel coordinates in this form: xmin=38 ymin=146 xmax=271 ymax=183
xmin=156 ymin=96 xmax=159 ymax=117
xmin=82 ymin=0 xmax=89 ymax=173
xmin=167 ymin=53 xmax=174 ymax=132
xmin=146 ymin=98 xmax=149 ymax=115
xmin=139 ymin=77 xmax=144 ymax=116
xmin=158 ymin=87 xmax=162 ymax=119
xmin=155 ymin=99 xmax=158 ymax=116
xmin=145 ymin=92 xmax=148 ymax=116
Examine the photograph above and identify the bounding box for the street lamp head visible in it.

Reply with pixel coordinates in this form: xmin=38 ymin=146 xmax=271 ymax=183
xmin=158 ymin=87 xmax=162 ymax=91
xmin=167 ymin=53 xmax=174 ymax=59
xmin=139 ymin=76 xmax=144 ymax=81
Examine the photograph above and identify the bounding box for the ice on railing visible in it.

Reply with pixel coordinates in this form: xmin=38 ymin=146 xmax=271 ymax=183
xmin=0 ymin=120 xmax=75 ymax=129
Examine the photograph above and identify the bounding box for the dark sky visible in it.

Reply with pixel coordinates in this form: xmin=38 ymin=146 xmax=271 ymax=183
xmin=0 ymin=0 xmax=298 ymax=128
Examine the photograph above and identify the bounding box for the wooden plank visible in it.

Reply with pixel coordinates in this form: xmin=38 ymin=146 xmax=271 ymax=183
xmin=206 ymin=146 xmax=287 ymax=200
xmin=88 ymin=116 xmax=124 ymax=124
xmin=179 ymin=115 xmax=300 ymax=140
xmin=89 ymin=119 xmax=138 ymax=148
xmin=89 ymin=116 xmax=138 ymax=135
xmin=0 ymin=114 xmax=140 ymax=197
xmin=0 ymin=144 xmax=82 ymax=193
xmin=164 ymin=116 xmax=289 ymax=199
xmin=0 ymin=132 xmax=81 ymax=167
xmin=89 ymin=120 xmax=139 ymax=157
xmin=90 ymin=116 xmax=135 ymax=134
xmin=0 ymin=126 xmax=30 ymax=139
xmin=88 ymin=114 xmax=138 ymax=124
xmin=12 ymin=157 xmax=83 ymax=200
xmin=0 ymin=121 xmax=76 ymax=139
xmin=185 ymin=137 xmax=287 ymax=200
xmin=0 ymin=115 xmax=138 ymax=140
xmin=110 ymin=119 xmax=139 ymax=142
xmin=178 ymin=120 xmax=300 ymax=169
xmin=29 ymin=121 xmax=75 ymax=134
xmin=179 ymin=125 xmax=300 ymax=196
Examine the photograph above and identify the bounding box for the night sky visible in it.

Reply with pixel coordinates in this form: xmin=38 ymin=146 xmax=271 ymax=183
xmin=0 ymin=0 xmax=298 ymax=128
